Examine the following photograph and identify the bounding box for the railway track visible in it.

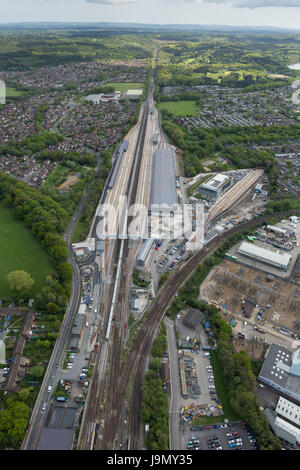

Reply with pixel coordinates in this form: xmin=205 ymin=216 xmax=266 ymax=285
xmin=101 ymin=209 xmax=300 ymax=449
xmin=99 ymin=52 xmax=159 ymax=450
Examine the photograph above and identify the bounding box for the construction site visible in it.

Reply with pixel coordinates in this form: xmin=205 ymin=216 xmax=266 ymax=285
xmin=200 ymin=258 xmax=300 ymax=333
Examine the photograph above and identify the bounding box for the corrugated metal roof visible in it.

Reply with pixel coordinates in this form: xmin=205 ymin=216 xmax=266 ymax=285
xmin=151 ymin=149 xmax=178 ymax=209
xmin=137 ymin=238 xmax=154 ymax=263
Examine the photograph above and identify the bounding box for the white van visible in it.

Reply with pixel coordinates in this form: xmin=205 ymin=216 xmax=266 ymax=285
xmin=47 ymin=386 xmax=52 ymax=393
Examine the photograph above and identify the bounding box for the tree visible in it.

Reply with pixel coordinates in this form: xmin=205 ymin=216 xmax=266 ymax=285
xmin=29 ymin=365 xmax=44 ymax=378
xmin=7 ymin=270 xmax=34 ymax=292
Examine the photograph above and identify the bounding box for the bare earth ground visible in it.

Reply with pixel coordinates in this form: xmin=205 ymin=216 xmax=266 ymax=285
xmin=200 ymin=259 xmax=300 ymax=331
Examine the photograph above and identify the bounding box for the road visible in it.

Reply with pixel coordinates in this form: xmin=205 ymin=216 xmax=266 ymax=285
xmin=22 ymin=158 xmax=103 ymax=450
xmin=98 ymin=209 xmax=300 ymax=450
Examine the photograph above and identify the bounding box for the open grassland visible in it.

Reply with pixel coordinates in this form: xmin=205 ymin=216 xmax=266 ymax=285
xmin=0 ymin=201 xmax=53 ymax=299
xmin=5 ymin=87 xmax=24 ymax=98
xmin=158 ymin=100 xmax=198 ymax=116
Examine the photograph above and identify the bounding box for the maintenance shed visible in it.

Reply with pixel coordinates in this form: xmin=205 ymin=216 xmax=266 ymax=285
xmin=183 ymin=308 xmax=204 ymax=330
xmin=238 ymin=242 xmax=291 ymax=270
xmin=136 ymin=239 xmax=154 ymax=267
xmin=151 ymin=149 xmax=178 ymax=212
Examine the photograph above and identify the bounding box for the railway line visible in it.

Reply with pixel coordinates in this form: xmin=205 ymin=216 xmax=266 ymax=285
xmin=100 ymin=209 xmax=300 ymax=449
xmin=79 ymin=50 xmax=159 ymax=449
xmin=77 ymin=44 xmax=298 ymax=451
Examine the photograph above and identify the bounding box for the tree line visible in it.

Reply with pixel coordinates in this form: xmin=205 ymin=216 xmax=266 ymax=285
xmin=166 ymin=230 xmax=282 ymax=450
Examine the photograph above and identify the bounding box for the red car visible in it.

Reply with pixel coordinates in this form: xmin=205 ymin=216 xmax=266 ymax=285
xmin=205 ymin=425 xmax=212 ymax=429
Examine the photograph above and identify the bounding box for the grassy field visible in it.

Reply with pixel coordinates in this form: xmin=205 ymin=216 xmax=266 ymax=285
xmin=5 ymin=87 xmax=24 ymax=98
xmin=0 ymin=201 xmax=54 ymax=299
xmin=158 ymin=100 xmax=199 ymax=117
xmin=108 ymin=82 xmax=144 ymax=95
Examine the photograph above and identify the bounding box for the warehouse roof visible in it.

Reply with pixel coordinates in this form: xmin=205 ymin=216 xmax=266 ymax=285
xmin=151 ymin=149 xmax=178 ymax=209
xmin=274 ymin=416 xmax=300 ymax=444
xmin=264 ymin=408 xmax=298 ymax=446
xmin=137 ymin=239 xmax=154 ymax=263
xmin=276 ymin=396 xmax=300 ymax=427
xmin=238 ymin=242 xmax=291 ymax=269
xmin=267 ymin=225 xmax=287 ymax=235
xmin=183 ymin=308 xmax=204 ymax=329
xmin=259 ymin=343 xmax=292 ymax=388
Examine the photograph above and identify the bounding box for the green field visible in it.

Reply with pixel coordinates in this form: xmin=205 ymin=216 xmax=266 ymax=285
xmin=108 ymin=82 xmax=144 ymax=95
xmin=0 ymin=201 xmax=54 ymax=299
xmin=5 ymin=87 xmax=24 ymax=98
xmin=158 ymin=100 xmax=198 ymax=117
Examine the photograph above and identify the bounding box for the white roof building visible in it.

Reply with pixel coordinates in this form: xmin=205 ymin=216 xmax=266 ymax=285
xmin=266 ymin=225 xmax=287 ymax=235
xmin=198 ymin=173 xmax=232 ymax=199
xmin=238 ymin=242 xmax=291 ymax=270
xmin=136 ymin=239 xmax=154 ymax=267
xmin=125 ymin=89 xmax=143 ymax=99
xmin=274 ymin=416 xmax=300 ymax=444
xmin=276 ymin=397 xmax=300 ymax=427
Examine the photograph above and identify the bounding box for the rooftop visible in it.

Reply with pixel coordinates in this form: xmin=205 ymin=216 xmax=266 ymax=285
xmin=151 ymin=149 xmax=178 ymax=210
xmin=183 ymin=308 xmax=204 ymax=329
xmin=238 ymin=242 xmax=291 ymax=268
xmin=201 ymin=173 xmax=231 ymax=190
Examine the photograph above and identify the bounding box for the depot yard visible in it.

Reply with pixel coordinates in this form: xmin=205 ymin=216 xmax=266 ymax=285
xmin=200 ymin=258 xmax=300 ymax=332
xmin=0 ymin=201 xmax=53 ymax=299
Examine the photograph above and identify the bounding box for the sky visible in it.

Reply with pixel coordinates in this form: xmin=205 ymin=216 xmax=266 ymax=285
xmin=2 ymin=0 xmax=300 ymax=29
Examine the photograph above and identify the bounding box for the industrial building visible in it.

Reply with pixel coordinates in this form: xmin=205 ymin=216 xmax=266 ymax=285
xmin=264 ymin=397 xmax=300 ymax=447
xmin=182 ymin=308 xmax=204 ymax=330
xmin=276 ymin=396 xmax=300 ymax=427
xmin=198 ymin=173 xmax=232 ymax=200
xmin=150 ymin=149 xmax=178 ymax=212
xmin=266 ymin=225 xmax=287 ymax=236
xmin=237 ymin=242 xmax=292 ymax=270
xmin=258 ymin=343 xmax=300 ymax=403
xmin=136 ymin=238 xmax=154 ymax=268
